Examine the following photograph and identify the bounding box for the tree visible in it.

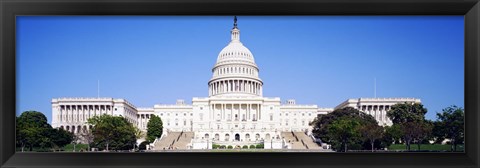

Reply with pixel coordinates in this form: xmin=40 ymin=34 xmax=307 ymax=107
xmin=16 ymin=111 xmax=52 ymax=151
xmin=310 ymin=107 xmax=377 ymax=145
xmin=133 ymin=127 xmax=145 ymax=151
xmin=387 ymin=102 xmax=427 ymax=125
xmin=87 ymin=115 xmax=137 ymax=151
xmin=387 ymin=103 xmax=428 ymax=151
xmin=413 ymin=120 xmax=433 ymax=150
xmin=71 ymin=134 xmax=81 ymax=152
xmin=49 ymin=128 xmax=74 ymax=151
xmin=326 ymin=117 xmax=361 ymax=152
xmin=83 ymin=130 xmax=94 ymax=151
xmin=146 ymin=115 xmax=163 ymax=143
xmin=382 ymin=124 xmax=402 ymax=148
xmin=435 ymin=105 xmax=464 ymax=151
xmin=359 ymin=124 xmax=384 ymax=152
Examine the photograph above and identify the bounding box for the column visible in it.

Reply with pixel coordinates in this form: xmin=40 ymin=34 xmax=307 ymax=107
xmin=222 ymin=104 xmax=225 ymax=120
xmin=230 ymin=104 xmax=233 ymax=121
xmin=259 ymin=104 xmax=261 ymax=120
xmin=247 ymin=104 xmax=250 ymax=120
xmin=79 ymin=105 xmax=82 ymax=121
xmin=223 ymin=81 xmax=226 ymax=93
xmin=65 ymin=105 xmax=69 ymax=122
xmin=220 ymin=81 xmax=223 ymax=93
xmin=226 ymin=80 xmax=229 ymax=92
xmin=59 ymin=106 xmax=63 ymax=122
xmin=255 ymin=104 xmax=259 ymax=121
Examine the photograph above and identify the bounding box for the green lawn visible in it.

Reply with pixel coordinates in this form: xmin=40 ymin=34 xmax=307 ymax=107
xmin=388 ymin=144 xmax=464 ymax=151
xmin=62 ymin=144 xmax=90 ymax=152
xmin=16 ymin=144 xmax=90 ymax=152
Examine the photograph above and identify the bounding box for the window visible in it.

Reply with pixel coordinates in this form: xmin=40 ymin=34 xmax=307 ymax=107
xmin=184 ymin=113 xmax=186 ymax=116
xmin=184 ymin=120 xmax=187 ymax=126
xmin=270 ymin=114 xmax=273 ymax=121
xmin=200 ymin=113 xmax=204 ymax=121
xmin=190 ymin=113 xmax=193 ymax=116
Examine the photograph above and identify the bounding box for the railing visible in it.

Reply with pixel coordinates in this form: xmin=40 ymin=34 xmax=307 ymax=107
xmin=291 ymin=131 xmax=299 ymax=142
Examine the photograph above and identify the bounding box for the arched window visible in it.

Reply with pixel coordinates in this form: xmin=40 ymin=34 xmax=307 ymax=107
xmin=205 ymin=133 xmax=209 ymax=139
xmin=225 ymin=134 xmax=230 ymax=141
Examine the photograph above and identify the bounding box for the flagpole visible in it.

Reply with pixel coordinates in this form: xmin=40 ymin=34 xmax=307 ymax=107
xmin=374 ymin=77 xmax=376 ymax=98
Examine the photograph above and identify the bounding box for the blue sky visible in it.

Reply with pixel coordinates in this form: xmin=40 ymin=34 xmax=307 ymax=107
xmin=16 ymin=16 xmax=464 ymax=123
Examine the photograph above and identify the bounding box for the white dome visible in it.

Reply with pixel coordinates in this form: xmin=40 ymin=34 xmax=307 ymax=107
xmin=216 ymin=41 xmax=255 ymax=64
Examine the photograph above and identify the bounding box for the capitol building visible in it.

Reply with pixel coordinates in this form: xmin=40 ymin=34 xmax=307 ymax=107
xmin=51 ymin=17 xmax=420 ymax=150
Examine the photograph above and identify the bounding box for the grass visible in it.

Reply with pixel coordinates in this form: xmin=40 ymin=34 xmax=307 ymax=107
xmin=16 ymin=144 xmax=90 ymax=152
xmin=388 ymin=144 xmax=464 ymax=151
xmin=63 ymin=144 xmax=90 ymax=152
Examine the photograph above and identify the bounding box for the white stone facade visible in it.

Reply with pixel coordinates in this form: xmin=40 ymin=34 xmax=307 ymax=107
xmin=51 ymin=98 xmax=138 ymax=134
xmin=335 ymin=98 xmax=421 ymax=126
xmin=51 ymin=17 xmax=421 ymax=149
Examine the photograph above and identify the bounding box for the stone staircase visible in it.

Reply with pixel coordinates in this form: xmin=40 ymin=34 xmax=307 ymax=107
xmin=281 ymin=132 xmax=322 ymax=149
xmin=172 ymin=132 xmax=194 ymax=149
xmin=153 ymin=132 xmax=194 ymax=150
xmin=293 ymin=132 xmax=322 ymax=149
xmin=154 ymin=132 xmax=180 ymax=150
xmin=281 ymin=132 xmax=305 ymax=149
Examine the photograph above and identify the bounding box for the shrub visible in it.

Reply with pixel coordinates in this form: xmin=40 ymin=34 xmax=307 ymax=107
xmin=220 ymin=145 xmax=226 ymax=149
xmin=256 ymin=144 xmax=264 ymax=149
xmin=249 ymin=145 xmax=256 ymax=149
xmin=227 ymin=145 xmax=233 ymax=149
xmin=212 ymin=144 xmax=220 ymax=149
xmin=242 ymin=145 xmax=248 ymax=149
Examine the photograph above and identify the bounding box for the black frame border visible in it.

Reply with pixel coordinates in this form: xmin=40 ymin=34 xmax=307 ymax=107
xmin=1 ymin=0 xmax=479 ymax=168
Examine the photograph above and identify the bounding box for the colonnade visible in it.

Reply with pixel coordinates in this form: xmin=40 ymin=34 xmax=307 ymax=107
xmin=359 ymin=105 xmax=392 ymax=124
xmin=210 ymin=103 xmax=262 ymax=122
xmin=137 ymin=114 xmax=153 ymax=130
xmin=57 ymin=105 xmax=113 ymax=123
xmin=59 ymin=124 xmax=93 ymax=134
xmin=209 ymin=79 xmax=262 ymax=96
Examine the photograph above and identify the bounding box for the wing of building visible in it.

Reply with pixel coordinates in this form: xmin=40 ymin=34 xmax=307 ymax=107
xmin=51 ymin=17 xmax=421 ymax=150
